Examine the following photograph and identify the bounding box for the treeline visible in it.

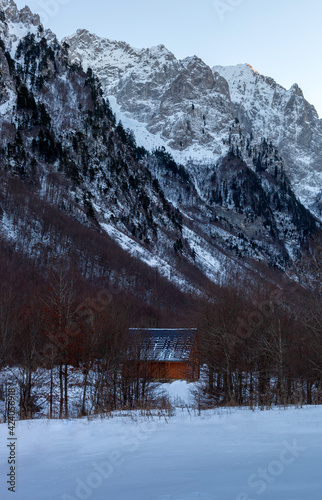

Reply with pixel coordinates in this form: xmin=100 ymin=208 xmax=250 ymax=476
xmin=0 ymin=236 xmax=321 ymax=420
xmin=0 ymin=252 xmax=193 ymax=420
xmin=195 ymin=242 xmax=322 ymax=408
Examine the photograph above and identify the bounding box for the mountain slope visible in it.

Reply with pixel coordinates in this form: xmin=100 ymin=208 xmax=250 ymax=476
xmin=64 ymin=29 xmax=234 ymax=160
xmin=0 ymin=0 xmax=319 ymax=295
xmin=64 ymin=31 xmax=322 ymax=219
xmin=0 ymin=0 xmax=198 ymax=291
xmin=213 ymin=64 xmax=322 ymax=217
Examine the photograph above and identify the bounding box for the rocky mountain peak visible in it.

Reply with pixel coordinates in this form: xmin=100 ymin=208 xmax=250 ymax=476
xmin=0 ymin=0 xmax=320 ymax=294
xmin=0 ymin=0 xmax=40 ymax=26
xmin=0 ymin=0 xmax=18 ymax=19
xmin=0 ymin=0 xmax=58 ymax=55
xmin=290 ymin=82 xmax=304 ymax=97
xmin=64 ymin=32 xmax=322 ymax=217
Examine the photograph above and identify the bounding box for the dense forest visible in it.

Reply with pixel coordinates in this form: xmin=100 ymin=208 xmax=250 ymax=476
xmin=0 ymin=5 xmax=321 ymax=421
xmin=0 ymin=236 xmax=321 ymax=420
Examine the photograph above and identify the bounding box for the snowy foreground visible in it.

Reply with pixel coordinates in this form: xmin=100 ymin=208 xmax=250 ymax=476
xmin=1 ymin=402 xmax=322 ymax=499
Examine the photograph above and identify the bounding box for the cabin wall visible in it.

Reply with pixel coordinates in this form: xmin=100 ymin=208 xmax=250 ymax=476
xmin=123 ymin=360 xmax=199 ymax=381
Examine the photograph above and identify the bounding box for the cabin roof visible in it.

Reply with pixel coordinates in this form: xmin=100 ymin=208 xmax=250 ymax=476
xmin=128 ymin=328 xmax=197 ymax=362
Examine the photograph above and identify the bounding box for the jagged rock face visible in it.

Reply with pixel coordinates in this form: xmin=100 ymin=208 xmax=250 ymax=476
xmin=0 ymin=0 xmax=57 ymax=60
xmin=0 ymin=42 xmax=15 ymax=100
xmin=65 ymin=32 xmax=322 ymax=218
xmin=0 ymin=5 xmax=196 ymax=289
xmin=0 ymin=0 xmax=319 ymax=291
xmin=0 ymin=0 xmax=39 ymax=25
xmin=64 ymin=30 xmax=235 ymax=155
xmin=213 ymin=64 xmax=322 ymax=217
xmin=0 ymin=0 xmax=41 ymax=47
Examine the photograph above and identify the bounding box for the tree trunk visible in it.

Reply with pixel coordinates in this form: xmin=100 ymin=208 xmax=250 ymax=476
xmin=59 ymin=364 xmax=63 ymax=419
xmin=64 ymin=363 xmax=68 ymax=417
xmin=81 ymin=367 xmax=89 ymax=416
xmin=50 ymin=364 xmax=53 ymax=419
xmin=249 ymin=370 xmax=254 ymax=408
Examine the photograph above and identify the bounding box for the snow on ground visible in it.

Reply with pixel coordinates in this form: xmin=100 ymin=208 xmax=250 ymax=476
xmin=108 ymin=96 xmax=220 ymax=165
xmin=100 ymin=222 xmax=196 ymax=293
xmin=0 ymin=90 xmax=16 ymax=117
xmin=1 ymin=405 xmax=322 ymax=500
xmin=182 ymin=227 xmax=222 ymax=280
xmin=162 ymin=380 xmax=195 ymax=407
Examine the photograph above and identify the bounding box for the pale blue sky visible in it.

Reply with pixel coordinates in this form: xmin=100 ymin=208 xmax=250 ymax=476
xmin=15 ymin=0 xmax=322 ymax=117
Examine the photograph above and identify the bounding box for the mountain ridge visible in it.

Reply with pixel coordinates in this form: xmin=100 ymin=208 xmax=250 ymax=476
xmin=0 ymin=0 xmax=319 ymax=295
xmin=64 ymin=30 xmax=322 ymax=219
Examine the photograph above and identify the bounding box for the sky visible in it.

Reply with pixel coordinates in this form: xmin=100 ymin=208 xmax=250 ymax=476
xmin=14 ymin=0 xmax=322 ymax=117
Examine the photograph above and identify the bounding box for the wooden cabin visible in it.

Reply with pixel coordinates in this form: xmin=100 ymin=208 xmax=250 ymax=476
xmin=123 ymin=328 xmax=200 ymax=382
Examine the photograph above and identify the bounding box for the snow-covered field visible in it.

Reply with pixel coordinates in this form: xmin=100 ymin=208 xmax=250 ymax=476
xmin=1 ymin=403 xmax=322 ymax=500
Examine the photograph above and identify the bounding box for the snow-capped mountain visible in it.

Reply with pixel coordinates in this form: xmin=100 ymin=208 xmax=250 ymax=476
xmin=64 ymin=30 xmax=235 ymax=160
xmin=0 ymin=0 xmax=319 ymax=294
xmin=213 ymin=64 xmax=322 ymax=217
xmin=65 ymin=30 xmax=322 ymax=219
